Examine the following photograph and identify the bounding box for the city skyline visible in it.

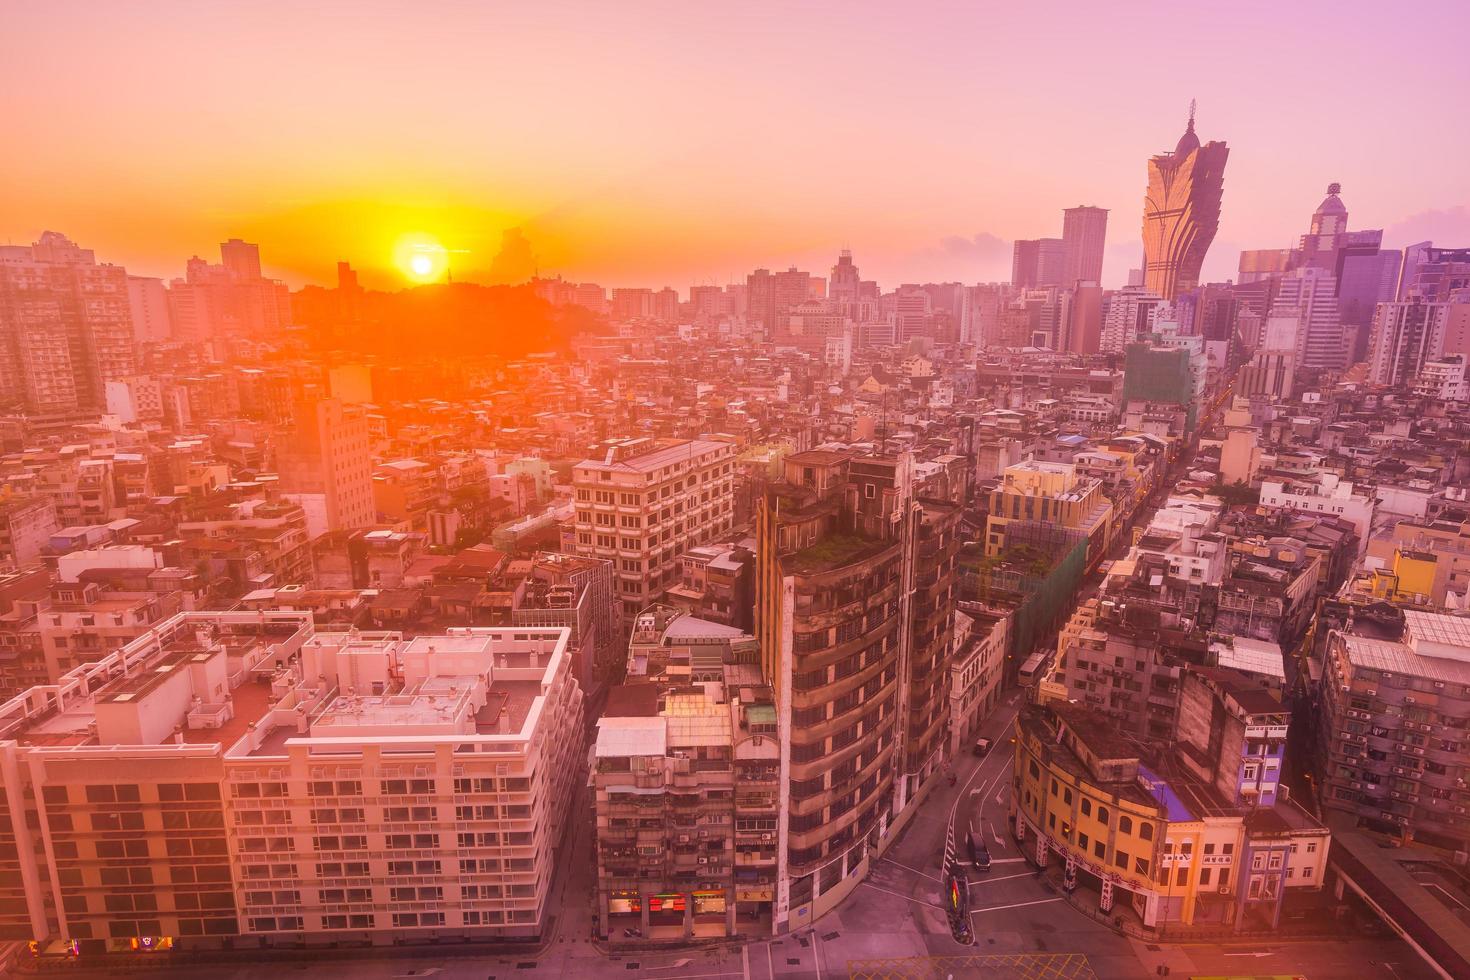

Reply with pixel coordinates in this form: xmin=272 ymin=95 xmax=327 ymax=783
xmin=5 ymin=3 xmax=1470 ymax=976
xmin=4 ymin=2 xmax=1468 ymax=291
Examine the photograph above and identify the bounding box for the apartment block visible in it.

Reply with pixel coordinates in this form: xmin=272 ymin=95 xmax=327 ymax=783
xmin=573 ymin=439 xmax=735 ymax=624
xmin=594 ymin=625 xmax=778 ymax=940
xmin=0 ymin=612 xmax=585 ymax=951
xmin=1317 ymin=608 xmax=1470 ymax=852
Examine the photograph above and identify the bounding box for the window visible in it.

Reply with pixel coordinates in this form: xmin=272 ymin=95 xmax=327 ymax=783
xmin=1080 ymin=799 xmax=1091 ymax=817
xmin=1200 ymin=868 xmax=1212 ymax=886
xmin=1078 ymin=832 xmax=1089 ymax=850
xmin=1118 ymin=815 xmax=1132 ymax=834
xmin=1096 ymin=806 xmax=1109 ymax=826
xmin=1138 ymin=823 xmax=1153 ymax=841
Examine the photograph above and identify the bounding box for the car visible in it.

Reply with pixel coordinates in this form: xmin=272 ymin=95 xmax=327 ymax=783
xmin=972 ymin=737 xmax=992 ymax=756
xmin=968 ymin=831 xmax=991 ymax=871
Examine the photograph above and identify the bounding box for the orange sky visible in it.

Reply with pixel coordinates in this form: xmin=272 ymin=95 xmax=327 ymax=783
xmin=3 ymin=1 xmax=1468 ymax=291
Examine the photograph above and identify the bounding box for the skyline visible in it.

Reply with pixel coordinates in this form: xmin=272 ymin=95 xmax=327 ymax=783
xmin=4 ymin=1 xmax=1470 ymax=292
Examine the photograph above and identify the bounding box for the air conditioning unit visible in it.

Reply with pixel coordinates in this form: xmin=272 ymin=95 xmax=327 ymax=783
xmin=1435 ymin=682 xmax=1445 ymax=690
xmin=1218 ymin=885 xmax=1230 ymax=894
xmin=1367 ymin=689 xmax=1377 ymax=696
xmin=1393 ymin=767 xmax=1405 ymax=775
xmin=697 ymin=857 xmax=709 ymax=865
xmin=761 ymin=833 xmax=773 ymax=842
xmin=1406 ymin=697 xmax=1416 ymax=705
xmin=1351 ymin=782 xmax=1363 ymax=789
xmin=677 ymin=834 xmax=690 ymax=844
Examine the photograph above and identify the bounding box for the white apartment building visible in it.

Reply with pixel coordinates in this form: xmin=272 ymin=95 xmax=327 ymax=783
xmin=573 ymin=439 xmax=735 ymax=623
xmin=1412 ymin=354 xmax=1468 ymax=402
xmin=0 ymin=611 xmax=583 ymax=949
xmin=949 ymin=606 xmax=1010 ymax=755
xmin=1259 ymin=473 xmax=1376 ymax=554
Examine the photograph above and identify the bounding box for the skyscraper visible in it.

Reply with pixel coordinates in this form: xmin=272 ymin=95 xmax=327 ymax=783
xmin=1061 ymin=206 xmax=1108 ymax=286
xmin=1141 ymin=106 xmax=1228 ymax=301
xmin=1270 ymin=268 xmax=1343 ymax=372
xmin=219 ymin=237 xmax=262 ymax=281
xmin=829 ymin=249 xmax=861 ymax=304
xmin=1011 ymin=238 xmax=1066 ymax=288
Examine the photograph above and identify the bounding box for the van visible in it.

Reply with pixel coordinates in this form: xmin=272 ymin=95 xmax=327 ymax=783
xmin=972 ymin=737 xmax=992 ymax=756
xmin=968 ymin=831 xmax=991 ymax=871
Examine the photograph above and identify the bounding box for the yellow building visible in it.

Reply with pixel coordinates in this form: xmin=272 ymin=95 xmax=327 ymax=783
xmin=984 ymin=459 xmax=1113 ymax=565
xmin=1012 ymin=701 xmax=1328 ymax=933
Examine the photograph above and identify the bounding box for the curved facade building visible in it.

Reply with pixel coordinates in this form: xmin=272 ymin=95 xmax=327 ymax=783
xmin=1142 ymin=111 xmax=1229 ymax=301
xmin=755 ymin=450 xmax=958 ymax=931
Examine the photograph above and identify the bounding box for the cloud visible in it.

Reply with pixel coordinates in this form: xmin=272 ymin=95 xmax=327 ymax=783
xmin=1385 ymin=206 xmax=1470 ymax=249
xmin=891 ymin=231 xmax=1012 ymax=283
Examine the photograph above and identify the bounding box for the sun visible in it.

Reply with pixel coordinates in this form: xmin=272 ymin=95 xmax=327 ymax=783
xmin=393 ymin=233 xmax=447 ymax=283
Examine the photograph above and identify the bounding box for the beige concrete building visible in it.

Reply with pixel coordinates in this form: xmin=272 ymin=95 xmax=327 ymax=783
xmin=0 ymin=611 xmax=583 ymax=948
xmin=573 ymin=439 xmax=735 ymax=624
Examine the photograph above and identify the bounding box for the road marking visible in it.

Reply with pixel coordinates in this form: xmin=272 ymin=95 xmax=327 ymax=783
xmin=740 ymin=945 xmax=750 ymax=980
xmin=859 ymin=880 xmax=946 ymax=912
xmin=878 ymin=856 xmax=942 ymax=883
xmin=969 ymin=897 xmax=1065 ymax=915
xmin=966 ymin=870 xmax=1044 ymax=885
xmin=766 ymin=940 xmax=775 ymax=980
xmin=645 ymin=960 xmax=694 ymax=970
xmin=990 ymin=857 xmax=1028 ymax=864
xmin=812 ymin=930 xmax=824 ymax=980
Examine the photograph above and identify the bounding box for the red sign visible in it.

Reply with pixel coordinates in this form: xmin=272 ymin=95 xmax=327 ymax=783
xmin=649 ymin=894 xmax=686 ymax=912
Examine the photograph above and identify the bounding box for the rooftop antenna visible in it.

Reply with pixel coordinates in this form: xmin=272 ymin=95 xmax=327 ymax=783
xmin=1187 ymin=98 xmax=1197 ymax=131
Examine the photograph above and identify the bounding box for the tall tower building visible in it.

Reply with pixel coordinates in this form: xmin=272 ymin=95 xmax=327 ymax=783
xmin=1061 ymin=206 xmax=1108 ymax=286
xmin=0 ymin=232 xmax=136 ymax=415
xmin=219 ymin=237 xmax=262 ymax=281
xmin=829 ymin=250 xmax=861 ymax=304
xmin=1012 ymin=238 xmax=1066 ymax=288
xmin=755 ymin=451 xmax=958 ymax=930
xmin=1271 ymin=268 xmax=1343 ymax=372
xmin=1141 ymin=105 xmax=1229 ymax=300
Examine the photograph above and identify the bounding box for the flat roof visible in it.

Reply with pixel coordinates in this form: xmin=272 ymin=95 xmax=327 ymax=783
xmin=596 ymin=716 xmax=666 ymax=757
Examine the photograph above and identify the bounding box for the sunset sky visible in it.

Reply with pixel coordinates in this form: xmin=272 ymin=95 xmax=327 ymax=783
xmin=4 ymin=1 xmax=1468 ymax=293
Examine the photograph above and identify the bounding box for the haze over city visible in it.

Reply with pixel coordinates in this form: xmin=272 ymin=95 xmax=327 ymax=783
xmin=4 ymin=3 xmax=1470 ymax=980
xmin=4 ymin=1 xmax=1469 ymax=290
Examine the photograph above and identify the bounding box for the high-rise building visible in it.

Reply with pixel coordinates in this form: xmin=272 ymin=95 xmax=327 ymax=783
xmin=0 ymin=612 xmax=585 ymax=947
xmin=1399 ymin=245 xmax=1470 ymax=301
xmin=1366 ymin=301 xmax=1454 ymax=386
xmin=1062 ymin=206 xmax=1108 ymax=286
xmin=1099 ymin=284 xmax=1165 ymax=353
xmin=0 ymin=232 xmax=136 ymax=415
xmin=754 ymin=450 xmax=959 ymax=929
xmin=1012 ymin=238 xmax=1066 ymax=288
xmin=125 ymin=275 xmax=173 ymax=344
xmin=1141 ymin=108 xmax=1229 ymax=300
xmin=276 ymin=397 xmax=377 ymax=535
xmin=1066 ymin=283 xmax=1104 ymax=354
xmin=829 ymin=250 xmax=861 ymax=304
xmin=167 ymin=239 xmax=291 ymax=344
xmin=219 ymin=237 xmax=262 ymax=281
xmin=1271 ymin=268 xmax=1343 ymax=372
xmin=573 ymin=438 xmax=735 ymax=624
